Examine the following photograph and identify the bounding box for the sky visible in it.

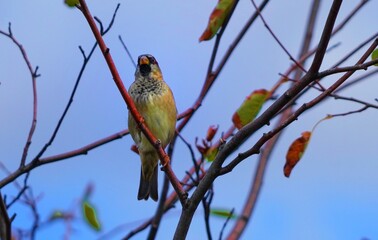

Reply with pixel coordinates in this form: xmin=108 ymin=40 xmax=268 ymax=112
xmin=1 ymin=0 xmax=378 ymax=239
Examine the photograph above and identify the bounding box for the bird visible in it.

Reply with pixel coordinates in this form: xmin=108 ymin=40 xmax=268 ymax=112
xmin=128 ymin=54 xmax=177 ymax=201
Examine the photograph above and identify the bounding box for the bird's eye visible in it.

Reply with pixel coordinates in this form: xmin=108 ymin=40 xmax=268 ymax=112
xmin=149 ymin=57 xmax=156 ymax=64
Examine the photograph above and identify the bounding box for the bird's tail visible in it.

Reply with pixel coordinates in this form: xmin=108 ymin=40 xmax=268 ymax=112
xmin=138 ymin=152 xmax=159 ymax=201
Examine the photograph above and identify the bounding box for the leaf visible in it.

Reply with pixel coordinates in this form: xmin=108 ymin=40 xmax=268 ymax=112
xmin=205 ymin=146 xmax=218 ymax=162
xmin=210 ymin=208 xmax=236 ymax=219
xmin=284 ymin=131 xmax=312 ymax=178
xmin=232 ymin=89 xmax=269 ymax=129
xmin=64 ymin=0 xmax=79 ymax=7
xmin=199 ymin=0 xmax=235 ymax=41
xmin=82 ymin=201 xmax=101 ymax=231
xmin=371 ymin=48 xmax=378 ymax=66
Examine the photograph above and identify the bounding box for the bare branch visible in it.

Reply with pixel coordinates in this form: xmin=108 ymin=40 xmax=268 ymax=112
xmin=32 ymin=3 xmax=120 ymax=163
xmin=0 ymin=23 xmax=40 ymax=168
xmin=118 ymin=35 xmax=137 ymax=68
xmin=250 ymin=0 xmax=307 ymax=73
xmin=318 ymin=58 xmax=378 ymax=78
xmin=0 ymin=129 xmax=128 ymax=188
xmin=218 ymin=208 xmax=235 ymax=240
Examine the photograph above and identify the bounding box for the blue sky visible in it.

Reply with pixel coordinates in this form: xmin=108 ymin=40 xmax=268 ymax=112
xmin=1 ymin=1 xmax=378 ymax=239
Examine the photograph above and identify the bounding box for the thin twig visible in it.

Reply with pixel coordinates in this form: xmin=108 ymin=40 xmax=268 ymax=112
xmin=335 ymin=68 xmax=378 ymax=92
xmin=0 ymin=23 xmax=40 ymax=168
xmin=118 ymin=35 xmax=137 ymax=68
xmin=250 ymin=0 xmax=307 ymax=73
xmin=331 ymin=32 xmax=378 ymax=68
xmin=218 ymin=208 xmax=235 ymax=240
xmin=202 ymin=189 xmax=214 ymax=240
xmin=329 ymin=106 xmax=369 ymax=117
xmin=206 ymin=0 xmax=240 ymax=77
xmin=177 ymin=133 xmax=200 ymax=179
xmin=318 ymin=58 xmax=378 ymax=78
xmin=176 ymin=0 xmax=271 ymax=135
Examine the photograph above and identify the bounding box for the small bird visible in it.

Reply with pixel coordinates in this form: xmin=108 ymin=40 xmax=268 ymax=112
xmin=128 ymin=54 xmax=177 ymax=201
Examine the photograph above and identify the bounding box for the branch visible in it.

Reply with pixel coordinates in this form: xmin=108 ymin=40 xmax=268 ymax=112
xmin=227 ymin=0 xmax=321 ymax=237
xmin=250 ymin=0 xmax=307 ymax=72
xmin=224 ymin=37 xmax=378 ymax=173
xmin=147 ymin=135 xmax=179 ymax=239
xmin=173 ymin=1 xmax=342 ymax=239
xmin=0 ymin=23 xmax=40 ymax=168
xmin=277 ymin=32 xmax=378 ymax=115
xmin=0 ymin=129 xmax=128 ymax=188
xmin=335 ymin=68 xmax=378 ymax=92
xmin=318 ymin=58 xmax=378 ymax=78
xmin=206 ymin=0 xmax=240 ymax=77
xmin=0 ymin=192 xmax=11 ymax=240
xmin=176 ymin=0 xmax=270 ymax=134
xmin=272 ymin=0 xmax=370 ymax=95
xmin=331 ymin=31 xmax=378 ymax=67
xmin=122 ymin=126 xmax=235 ymax=239
xmin=32 ymin=3 xmax=120 ymax=163
xmin=118 ymin=35 xmax=137 ymax=68
xmin=0 ymin=4 xmax=122 ymax=191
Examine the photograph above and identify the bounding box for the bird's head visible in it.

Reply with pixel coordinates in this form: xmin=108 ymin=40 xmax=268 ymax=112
xmin=136 ymin=54 xmax=161 ymax=79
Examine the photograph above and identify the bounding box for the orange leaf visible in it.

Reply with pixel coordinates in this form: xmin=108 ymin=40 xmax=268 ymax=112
xmin=284 ymin=131 xmax=311 ymax=177
xmin=206 ymin=125 xmax=219 ymax=142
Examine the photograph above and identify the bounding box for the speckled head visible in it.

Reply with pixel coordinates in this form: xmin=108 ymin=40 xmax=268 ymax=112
xmin=137 ymin=54 xmax=159 ymax=77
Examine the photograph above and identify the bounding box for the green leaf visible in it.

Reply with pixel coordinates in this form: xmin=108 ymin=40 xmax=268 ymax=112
xmin=210 ymin=208 xmax=236 ymax=219
xmin=199 ymin=0 xmax=235 ymax=41
xmin=205 ymin=146 xmax=218 ymax=162
xmin=371 ymin=48 xmax=378 ymax=66
xmin=232 ymin=89 xmax=269 ymax=129
xmin=82 ymin=201 xmax=101 ymax=231
xmin=65 ymin=0 xmax=79 ymax=7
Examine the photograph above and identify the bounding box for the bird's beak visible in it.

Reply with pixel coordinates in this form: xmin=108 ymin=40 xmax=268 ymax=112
xmin=139 ymin=56 xmax=150 ymax=66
